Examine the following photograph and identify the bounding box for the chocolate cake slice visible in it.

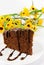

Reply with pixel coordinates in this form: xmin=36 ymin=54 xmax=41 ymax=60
xmin=3 ymin=28 xmax=34 ymax=55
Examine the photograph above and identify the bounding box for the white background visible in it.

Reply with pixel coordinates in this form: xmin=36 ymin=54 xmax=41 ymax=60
xmin=0 ymin=0 xmax=44 ymax=65
xmin=0 ymin=0 xmax=44 ymax=15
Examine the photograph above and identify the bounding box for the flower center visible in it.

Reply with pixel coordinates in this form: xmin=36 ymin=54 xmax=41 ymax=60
xmin=32 ymin=8 xmax=34 ymax=10
xmin=6 ymin=18 xmax=10 ymax=21
xmin=15 ymin=23 xmax=17 ymax=25
xmin=27 ymin=24 xmax=30 ymax=27
xmin=0 ymin=27 xmax=3 ymax=30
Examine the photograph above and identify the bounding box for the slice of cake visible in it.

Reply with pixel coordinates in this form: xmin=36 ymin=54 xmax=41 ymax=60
xmin=3 ymin=28 xmax=34 ymax=55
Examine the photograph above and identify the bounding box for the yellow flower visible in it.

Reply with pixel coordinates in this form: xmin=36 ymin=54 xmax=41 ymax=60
xmin=13 ymin=19 xmax=22 ymax=25
xmin=20 ymin=8 xmax=30 ymax=16
xmin=24 ymin=22 xmax=32 ymax=29
xmin=37 ymin=19 xmax=43 ymax=25
xmin=5 ymin=21 xmax=13 ymax=30
xmin=34 ymin=14 xmax=38 ymax=18
xmin=10 ymin=24 xmax=15 ymax=29
xmin=4 ymin=19 xmax=22 ymax=30
xmin=25 ymin=18 xmax=36 ymax=25
xmin=30 ymin=5 xmax=36 ymax=11
xmin=41 ymin=8 xmax=44 ymax=13
xmin=24 ymin=20 xmax=37 ymax=31
xmin=0 ymin=16 xmax=5 ymax=24
xmin=0 ymin=16 xmax=4 ymax=20
xmin=0 ymin=24 xmax=4 ymax=33
xmin=25 ymin=19 xmax=31 ymax=24
xmin=12 ymin=19 xmax=22 ymax=28
xmin=5 ymin=16 xmax=13 ymax=22
xmin=31 ymin=25 xmax=37 ymax=31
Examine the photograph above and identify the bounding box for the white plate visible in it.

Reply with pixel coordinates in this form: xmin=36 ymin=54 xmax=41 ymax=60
xmin=0 ymin=28 xmax=44 ymax=65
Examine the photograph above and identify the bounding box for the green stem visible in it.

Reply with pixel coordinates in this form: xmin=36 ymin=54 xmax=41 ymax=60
xmin=9 ymin=13 xmax=19 ymax=16
xmin=37 ymin=25 xmax=44 ymax=27
xmin=30 ymin=10 xmax=42 ymax=14
xmin=37 ymin=10 xmax=42 ymax=12
xmin=3 ymin=13 xmax=19 ymax=17
xmin=13 ymin=17 xmax=28 ymax=20
xmin=37 ymin=13 xmax=42 ymax=20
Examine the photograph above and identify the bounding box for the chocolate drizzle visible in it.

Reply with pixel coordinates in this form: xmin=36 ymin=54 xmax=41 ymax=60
xmin=0 ymin=46 xmax=7 ymax=56
xmin=7 ymin=52 xmax=21 ymax=61
xmin=1 ymin=46 xmax=7 ymax=51
xmin=21 ymin=54 xmax=27 ymax=60
xmin=0 ymin=52 xmax=3 ymax=56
